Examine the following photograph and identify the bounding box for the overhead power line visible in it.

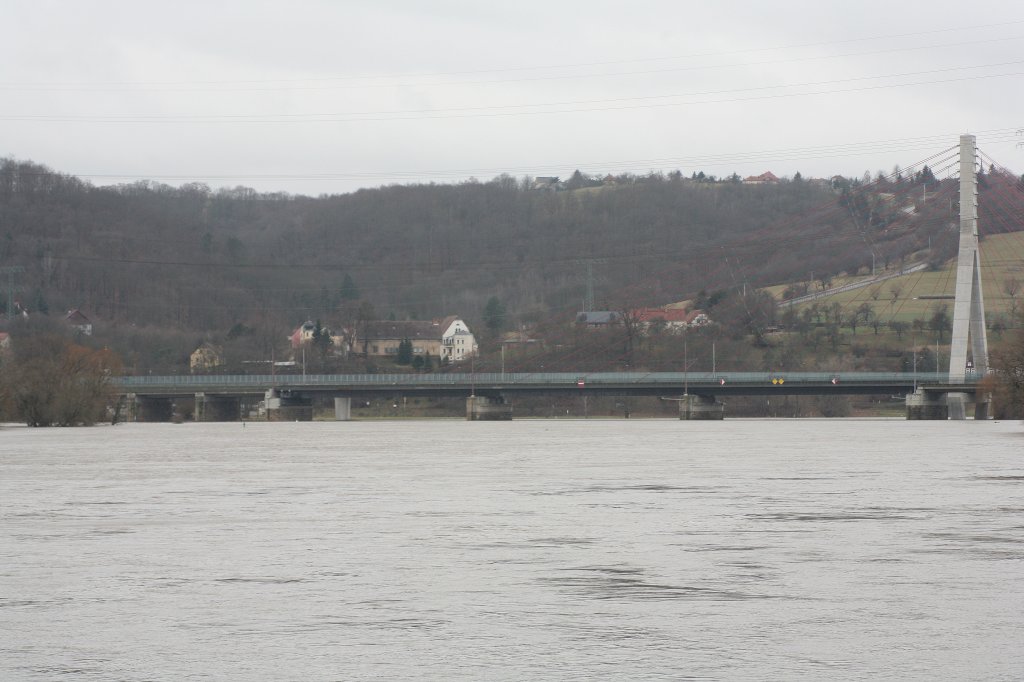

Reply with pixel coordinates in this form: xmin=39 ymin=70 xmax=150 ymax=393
xmin=5 ymin=60 xmax=1024 ymax=124
xmin=3 ymin=17 xmax=1024 ymax=91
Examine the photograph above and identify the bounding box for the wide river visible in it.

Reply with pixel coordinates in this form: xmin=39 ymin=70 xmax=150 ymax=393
xmin=1 ymin=419 xmax=1022 ymax=680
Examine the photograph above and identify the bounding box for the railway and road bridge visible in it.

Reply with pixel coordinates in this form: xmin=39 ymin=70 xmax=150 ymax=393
xmin=115 ymin=371 xmax=986 ymax=422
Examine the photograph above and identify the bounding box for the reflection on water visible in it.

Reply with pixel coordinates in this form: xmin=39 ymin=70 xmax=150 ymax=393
xmin=1 ymin=419 xmax=1022 ymax=680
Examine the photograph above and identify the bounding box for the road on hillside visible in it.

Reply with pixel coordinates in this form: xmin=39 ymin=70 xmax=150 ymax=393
xmin=779 ymin=262 xmax=928 ymax=307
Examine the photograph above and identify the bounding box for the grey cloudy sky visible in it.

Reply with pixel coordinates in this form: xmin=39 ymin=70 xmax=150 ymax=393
xmin=4 ymin=0 xmax=1024 ymax=195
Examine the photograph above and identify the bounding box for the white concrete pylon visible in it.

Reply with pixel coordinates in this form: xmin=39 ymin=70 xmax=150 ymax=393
xmin=948 ymin=134 xmax=989 ymax=382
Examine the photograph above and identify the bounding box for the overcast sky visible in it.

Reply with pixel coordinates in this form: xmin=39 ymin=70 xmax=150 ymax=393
xmin=3 ymin=0 xmax=1024 ymax=195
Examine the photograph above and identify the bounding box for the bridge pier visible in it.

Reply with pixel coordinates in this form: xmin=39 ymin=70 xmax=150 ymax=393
xmin=906 ymin=388 xmax=990 ymax=420
xmin=334 ymin=397 xmax=352 ymax=421
xmin=466 ymin=395 xmax=512 ymax=421
xmin=906 ymin=389 xmax=948 ymax=420
xmin=947 ymin=391 xmax=991 ymax=420
xmin=126 ymin=393 xmax=176 ymax=422
xmin=679 ymin=394 xmax=725 ymax=420
xmin=264 ymin=389 xmax=313 ymax=421
xmin=194 ymin=393 xmax=241 ymax=422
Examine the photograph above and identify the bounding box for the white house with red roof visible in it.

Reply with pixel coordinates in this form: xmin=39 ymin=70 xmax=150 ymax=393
xmin=743 ymin=171 xmax=780 ymax=185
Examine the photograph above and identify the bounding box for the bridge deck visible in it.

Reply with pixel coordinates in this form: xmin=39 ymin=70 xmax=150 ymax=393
xmin=116 ymin=372 xmax=979 ymax=398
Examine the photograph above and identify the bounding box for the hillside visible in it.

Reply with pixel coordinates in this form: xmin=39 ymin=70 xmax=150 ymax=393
xmin=776 ymin=231 xmax=1024 ymax=330
xmin=1 ymin=158 xmax=1019 ymax=371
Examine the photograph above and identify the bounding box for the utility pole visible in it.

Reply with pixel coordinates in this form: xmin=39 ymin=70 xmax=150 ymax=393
xmin=683 ymin=329 xmax=689 ymax=396
xmin=0 ymin=266 xmax=25 ymax=320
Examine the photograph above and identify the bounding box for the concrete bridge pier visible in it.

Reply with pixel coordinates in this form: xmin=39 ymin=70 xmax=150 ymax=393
xmin=973 ymin=393 xmax=991 ymax=420
xmin=906 ymin=389 xmax=949 ymax=420
xmin=679 ymin=394 xmax=725 ymax=420
xmin=194 ymin=393 xmax=241 ymax=422
xmin=126 ymin=393 xmax=175 ymax=422
xmin=947 ymin=391 xmax=991 ymax=420
xmin=947 ymin=393 xmax=968 ymax=421
xmin=334 ymin=397 xmax=352 ymax=421
xmin=264 ymin=389 xmax=313 ymax=421
xmin=466 ymin=395 xmax=513 ymax=421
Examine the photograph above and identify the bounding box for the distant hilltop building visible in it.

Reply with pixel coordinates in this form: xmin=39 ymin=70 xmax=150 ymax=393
xmin=743 ymin=171 xmax=780 ymax=185
xmin=531 ymin=176 xmax=563 ymax=191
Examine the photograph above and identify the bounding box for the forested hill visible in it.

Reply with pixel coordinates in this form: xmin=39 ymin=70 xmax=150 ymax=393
xmin=0 ymin=159 xmax=973 ymax=350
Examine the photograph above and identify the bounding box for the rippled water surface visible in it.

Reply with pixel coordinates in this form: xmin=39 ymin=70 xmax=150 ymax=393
xmin=2 ymin=419 xmax=1023 ymax=680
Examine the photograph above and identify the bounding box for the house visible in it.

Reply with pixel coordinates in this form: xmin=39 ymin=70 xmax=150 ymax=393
xmin=190 ymin=342 xmax=223 ymax=373
xmin=632 ymin=307 xmax=690 ymax=330
xmin=743 ymin=171 xmax=780 ymax=185
xmin=632 ymin=307 xmax=712 ymax=331
xmin=289 ymin=320 xmax=350 ymax=356
xmin=576 ymin=311 xmax=619 ymax=328
xmin=65 ymin=309 xmax=93 ymax=336
xmin=531 ymin=176 xmax=563 ymax=191
xmin=358 ymin=316 xmax=477 ymax=363
xmin=500 ymin=329 xmax=542 ymax=348
xmin=289 ymin=320 xmax=317 ymax=349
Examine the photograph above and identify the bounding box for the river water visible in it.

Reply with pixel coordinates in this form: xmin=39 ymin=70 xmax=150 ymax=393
xmin=1 ymin=419 xmax=1022 ymax=681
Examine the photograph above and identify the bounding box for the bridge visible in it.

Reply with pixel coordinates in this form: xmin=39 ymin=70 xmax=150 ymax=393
xmin=115 ymin=371 xmax=984 ymax=421
xmin=115 ymin=135 xmax=1000 ymax=423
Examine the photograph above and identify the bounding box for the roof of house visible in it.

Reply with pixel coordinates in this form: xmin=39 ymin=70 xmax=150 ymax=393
xmin=65 ymin=309 xmax=91 ymax=324
xmin=744 ymin=171 xmax=780 ymax=183
xmin=361 ymin=316 xmax=461 ymax=341
xmin=576 ymin=311 xmax=619 ymax=325
xmin=501 ymin=330 xmax=540 ymax=344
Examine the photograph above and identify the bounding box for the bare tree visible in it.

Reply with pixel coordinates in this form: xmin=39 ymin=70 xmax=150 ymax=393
xmin=889 ymin=282 xmax=903 ymax=309
xmin=3 ymin=334 xmax=121 ymax=426
xmin=1004 ymin=277 xmax=1020 ymax=320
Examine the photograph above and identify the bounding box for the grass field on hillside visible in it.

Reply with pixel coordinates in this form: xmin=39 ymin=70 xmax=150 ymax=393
xmin=777 ymin=231 xmax=1024 ymax=326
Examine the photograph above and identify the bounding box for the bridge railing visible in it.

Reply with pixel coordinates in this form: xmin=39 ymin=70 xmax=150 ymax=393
xmin=115 ymin=371 xmax=975 ymax=389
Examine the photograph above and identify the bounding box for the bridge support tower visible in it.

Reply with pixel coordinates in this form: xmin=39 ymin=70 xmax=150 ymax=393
xmin=466 ymin=395 xmax=513 ymax=420
xmin=679 ymin=394 xmax=725 ymax=420
xmin=947 ymin=134 xmax=989 ymax=419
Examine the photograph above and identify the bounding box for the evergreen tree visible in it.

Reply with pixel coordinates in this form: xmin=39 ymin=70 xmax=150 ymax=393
xmin=339 ymin=274 xmax=360 ymax=300
xmin=312 ymin=319 xmax=332 ymax=353
xmin=483 ymin=296 xmax=506 ymax=332
xmin=396 ymin=338 xmax=413 ymax=365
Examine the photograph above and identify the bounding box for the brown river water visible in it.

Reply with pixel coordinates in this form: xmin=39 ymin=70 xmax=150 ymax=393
xmin=2 ymin=419 xmax=1023 ymax=680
